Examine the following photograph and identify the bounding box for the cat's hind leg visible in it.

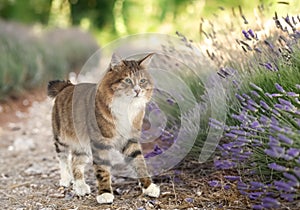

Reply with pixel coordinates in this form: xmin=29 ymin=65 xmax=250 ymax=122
xmin=54 ymin=136 xmax=73 ymax=187
xmin=71 ymin=148 xmax=91 ymax=196
xmin=91 ymin=140 xmax=114 ymax=204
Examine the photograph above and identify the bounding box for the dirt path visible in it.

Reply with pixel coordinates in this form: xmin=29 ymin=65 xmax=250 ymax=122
xmin=0 ymin=97 xmax=249 ymax=210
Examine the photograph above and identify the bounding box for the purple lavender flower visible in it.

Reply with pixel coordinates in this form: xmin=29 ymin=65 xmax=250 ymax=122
xmin=282 ymin=154 xmax=294 ymax=161
xmin=274 ymin=180 xmax=295 ymax=192
xmin=260 ymin=101 xmax=270 ymax=110
xmin=248 ymin=29 xmax=256 ymax=38
xmin=261 ymin=197 xmax=280 ymax=208
xmin=237 ymin=136 xmax=251 ymax=143
xmin=270 ymin=124 xmax=283 ymax=132
xmin=265 ymin=92 xmax=273 ymax=98
xmin=248 ymin=99 xmax=260 ymax=108
xmin=271 ymin=93 xmax=283 ymax=97
xmin=274 ymin=103 xmax=284 ymax=110
xmin=249 ymin=192 xmax=263 ymax=200
xmin=166 ymin=98 xmax=175 ymax=105
xmin=214 ymin=159 xmax=236 ymax=169
xmin=144 ymin=144 xmax=163 ymax=158
xmin=268 ymin=136 xmax=280 ymax=147
xmin=230 ymin=129 xmax=248 ymax=136
xmin=185 ymin=197 xmax=193 ymax=203
xmin=268 ymin=163 xmax=287 ymax=172
xmin=209 ymin=118 xmax=224 ymax=127
xmin=287 ymin=92 xmax=299 ymax=97
xmin=249 ymin=181 xmax=265 ymax=189
xmin=264 ymin=62 xmax=273 ymax=70
xmin=250 ymin=90 xmax=260 ymax=98
xmin=250 ymin=121 xmax=260 ymax=129
xmin=252 ymin=204 xmax=264 ymax=210
xmin=237 ymin=181 xmax=248 ymax=191
xmin=280 ymin=193 xmax=295 ymax=202
xmin=275 ymin=83 xmax=285 ymax=93
xmin=278 ymin=98 xmax=293 ymax=107
xmin=232 ymin=113 xmax=247 ymax=122
xmin=283 ymin=172 xmax=299 ymax=184
xmin=242 ymin=30 xmax=251 ymax=40
xmin=294 ymin=167 xmax=300 ymax=178
xmin=224 ymin=175 xmax=241 ymax=181
xmin=286 ymin=148 xmax=300 ymax=158
xmin=254 ymin=47 xmax=263 ymax=53
xmin=224 ymin=133 xmax=238 ymax=139
xmin=235 ymin=93 xmax=245 ymax=102
xmin=264 ymin=146 xmax=284 ymax=158
xmin=277 ymin=133 xmax=293 ymax=145
xmin=271 ymin=109 xmax=281 ymax=116
xmin=224 ymin=184 xmax=231 ymax=190
xmin=222 ymin=142 xmax=235 ymax=150
xmin=208 ymin=180 xmax=221 ymax=187
xmin=246 ymin=104 xmax=258 ymax=112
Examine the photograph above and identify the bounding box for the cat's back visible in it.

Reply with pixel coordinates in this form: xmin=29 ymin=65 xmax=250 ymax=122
xmin=48 ymin=80 xmax=96 ymax=139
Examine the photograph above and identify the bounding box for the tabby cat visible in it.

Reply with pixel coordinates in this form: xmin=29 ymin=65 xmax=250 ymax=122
xmin=47 ymin=53 xmax=160 ymax=204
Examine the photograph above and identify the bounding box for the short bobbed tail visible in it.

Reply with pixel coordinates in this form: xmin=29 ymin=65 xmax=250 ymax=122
xmin=47 ymin=80 xmax=73 ymax=98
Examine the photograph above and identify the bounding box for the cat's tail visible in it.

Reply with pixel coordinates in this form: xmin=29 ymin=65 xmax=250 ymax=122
xmin=47 ymin=80 xmax=73 ymax=98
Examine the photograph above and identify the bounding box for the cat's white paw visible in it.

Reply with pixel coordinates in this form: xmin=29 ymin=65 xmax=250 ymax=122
xmin=143 ymin=183 xmax=160 ymax=198
xmin=96 ymin=193 xmax=114 ymax=204
xmin=73 ymin=180 xmax=91 ymax=196
xmin=59 ymin=174 xmax=73 ymax=187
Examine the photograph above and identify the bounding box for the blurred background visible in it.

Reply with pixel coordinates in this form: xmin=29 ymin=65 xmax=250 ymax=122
xmin=0 ymin=0 xmax=290 ymax=44
xmin=0 ymin=0 xmax=299 ymax=119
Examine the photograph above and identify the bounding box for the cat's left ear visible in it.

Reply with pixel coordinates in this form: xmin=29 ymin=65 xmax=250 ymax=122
xmin=110 ymin=53 xmax=123 ymax=70
xmin=138 ymin=53 xmax=154 ymax=68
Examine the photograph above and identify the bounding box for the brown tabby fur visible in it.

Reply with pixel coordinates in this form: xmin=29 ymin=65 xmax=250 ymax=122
xmin=48 ymin=53 xmax=159 ymax=204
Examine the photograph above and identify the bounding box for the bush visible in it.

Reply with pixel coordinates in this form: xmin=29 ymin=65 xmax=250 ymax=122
xmin=0 ymin=20 xmax=99 ymax=99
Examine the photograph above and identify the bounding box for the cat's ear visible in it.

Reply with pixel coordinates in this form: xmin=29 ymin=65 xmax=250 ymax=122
xmin=138 ymin=53 xmax=154 ymax=68
xmin=110 ymin=53 xmax=123 ymax=70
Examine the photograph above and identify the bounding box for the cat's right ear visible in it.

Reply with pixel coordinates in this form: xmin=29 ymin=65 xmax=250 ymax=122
xmin=110 ymin=53 xmax=123 ymax=71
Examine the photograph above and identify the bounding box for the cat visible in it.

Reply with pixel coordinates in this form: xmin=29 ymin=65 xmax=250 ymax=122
xmin=47 ymin=53 xmax=160 ymax=204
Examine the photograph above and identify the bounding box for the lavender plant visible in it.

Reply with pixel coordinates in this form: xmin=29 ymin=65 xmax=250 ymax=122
xmin=211 ymin=83 xmax=300 ymax=209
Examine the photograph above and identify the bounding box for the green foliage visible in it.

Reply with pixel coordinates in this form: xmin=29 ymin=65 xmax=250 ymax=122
xmin=0 ymin=0 xmax=51 ymax=24
xmin=0 ymin=21 xmax=98 ymax=99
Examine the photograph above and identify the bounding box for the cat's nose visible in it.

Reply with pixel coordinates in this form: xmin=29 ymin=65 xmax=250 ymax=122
xmin=134 ymin=86 xmax=141 ymax=96
xmin=134 ymin=89 xmax=141 ymax=95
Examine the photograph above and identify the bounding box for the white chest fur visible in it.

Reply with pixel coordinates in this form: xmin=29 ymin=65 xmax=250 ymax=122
xmin=110 ymin=95 xmax=146 ymax=139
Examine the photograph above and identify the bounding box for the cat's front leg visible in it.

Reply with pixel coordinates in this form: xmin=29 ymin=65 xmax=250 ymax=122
xmin=71 ymin=150 xmax=91 ymax=196
xmin=122 ymin=138 xmax=160 ymax=198
xmin=91 ymin=140 xmax=115 ymax=204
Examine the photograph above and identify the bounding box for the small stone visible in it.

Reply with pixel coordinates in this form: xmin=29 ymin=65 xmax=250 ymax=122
xmin=13 ymin=137 xmax=35 ymax=151
xmin=24 ymin=164 xmax=43 ymax=175
xmin=196 ymin=191 xmax=202 ymax=196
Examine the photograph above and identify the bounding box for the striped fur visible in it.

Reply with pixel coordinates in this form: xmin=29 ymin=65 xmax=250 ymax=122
xmin=48 ymin=53 xmax=159 ymax=204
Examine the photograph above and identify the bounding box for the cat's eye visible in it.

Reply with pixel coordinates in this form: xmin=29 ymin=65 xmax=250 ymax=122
xmin=140 ymin=79 xmax=147 ymax=84
xmin=124 ymin=78 xmax=132 ymax=84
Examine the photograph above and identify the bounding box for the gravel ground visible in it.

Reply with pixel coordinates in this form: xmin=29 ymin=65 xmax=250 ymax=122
xmin=0 ymin=98 xmax=250 ymax=210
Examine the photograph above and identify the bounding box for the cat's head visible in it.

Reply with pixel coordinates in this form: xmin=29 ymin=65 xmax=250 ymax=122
xmin=100 ymin=53 xmax=154 ymax=102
